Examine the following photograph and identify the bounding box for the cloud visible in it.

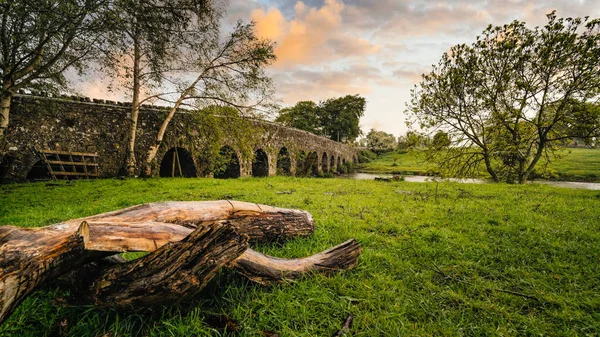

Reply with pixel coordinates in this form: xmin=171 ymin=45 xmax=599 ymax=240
xmin=251 ymin=7 xmax=287 ymax=41
xmin=342 ymin=0 xmax=600 ymax=42
xmin=224 ymin=0 xmax=600 ymax=136
xmin=251 ymin=0 xmax=380 ymax=68
xmin=74 ymin=76 xmax=125 ymax=101
xmin=392 ymin=68 xmax=424 ymax=84
xmin=346 ymin=2 xmax=492 ymax=42
xmin=368 ymin=119 xmax=384 ymax=131
xmin=272 ymin=65 xmax=379 ymax=104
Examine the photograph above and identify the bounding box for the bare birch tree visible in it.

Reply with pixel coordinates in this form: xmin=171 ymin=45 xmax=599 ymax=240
xmin=98 ymin=0 xmax=216 ymax=176
xmin=139 ymin=21 xmax=275 ymax=177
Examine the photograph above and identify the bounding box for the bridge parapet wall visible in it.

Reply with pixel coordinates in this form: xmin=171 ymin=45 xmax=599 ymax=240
xmin=0 ymin=94 xmax=359 ymax=180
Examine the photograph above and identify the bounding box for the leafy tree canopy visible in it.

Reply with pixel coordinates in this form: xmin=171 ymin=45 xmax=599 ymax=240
xmin=407 ymin=12 xmax=600 ymax=183
xmin=318 ymin=94 xmax=366 ymax=143
xmin=365 ymin=129 xmax=396 ymax=154
xmin=431 ymin=131 xmax=451 ymax=149
xmin=275 ymin=101 xmax=320 ymax=134
xmin=397 ymin=131 xmax=430 ymax=151
xmin=276 ymin=94 xmax=366 ymax=143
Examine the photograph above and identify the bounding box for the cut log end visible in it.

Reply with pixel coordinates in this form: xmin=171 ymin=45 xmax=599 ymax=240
xmin=0 ymin=226 xmax=88 ymax=324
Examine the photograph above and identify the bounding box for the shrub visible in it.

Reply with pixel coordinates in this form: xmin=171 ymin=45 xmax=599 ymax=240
xmin=358 ymin=150 xmax=377 ymax=163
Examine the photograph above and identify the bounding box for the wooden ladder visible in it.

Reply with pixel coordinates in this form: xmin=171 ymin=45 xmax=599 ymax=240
xmin=38 ymin=149 xmax=100 ymax=180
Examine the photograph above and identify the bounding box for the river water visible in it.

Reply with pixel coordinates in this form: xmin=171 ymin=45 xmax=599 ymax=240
xmin=342 ymin=173 xmax=600 ymax=190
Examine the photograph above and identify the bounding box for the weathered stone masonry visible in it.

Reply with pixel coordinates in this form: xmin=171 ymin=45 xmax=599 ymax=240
xmin=0 ymin=94 xmax=359 ymax=181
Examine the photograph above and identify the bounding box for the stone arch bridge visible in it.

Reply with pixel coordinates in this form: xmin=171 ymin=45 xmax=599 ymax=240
xmin=0 ymin=94 xmax=359 ymax=181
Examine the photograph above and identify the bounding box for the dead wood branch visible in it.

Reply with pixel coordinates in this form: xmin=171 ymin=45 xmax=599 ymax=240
xmin=333 ymin=314 xmax=353 ymax=336
xmin=0 ymin=201 xmax=361 ymax=324
xmin=0 ymin=222 xmax=89 ymax=324
xmin=230 ymin=239 xmax=362 ymax=285
xmin=66 ymin=200 xmax=315 ymax=245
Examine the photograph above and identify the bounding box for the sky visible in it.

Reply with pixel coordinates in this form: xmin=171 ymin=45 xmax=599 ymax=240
xmin=79 ymin=0 xmax=600 ymax=138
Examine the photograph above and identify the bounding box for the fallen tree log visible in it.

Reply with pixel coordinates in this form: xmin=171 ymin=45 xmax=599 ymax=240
xmin=0 ymin=201 xmax=361 ymax=324
xmin=88 ymin=220 xmax=249 ymax=308
xmin=0 ymin=223 xmax=89 ymax=324
xmin=70 ymin=200 xmax=315 ymax=244
xmin=28 ymin=200 xmax=313 ymax=251
xmin=60 ymin=239 xmax=362 ymax=298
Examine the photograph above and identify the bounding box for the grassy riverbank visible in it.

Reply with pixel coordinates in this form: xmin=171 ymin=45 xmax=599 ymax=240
xmin=1 ymin=177 xmax=599 ymax=336
xmin=357 ymin=151 xmax=431 ymax=175
xmin=358 ymin=148 xmax=600 ymax=182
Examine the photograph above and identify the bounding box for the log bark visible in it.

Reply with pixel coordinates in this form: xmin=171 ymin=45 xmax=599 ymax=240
xmin=63 ymin=239 xmax=362 ymax=294
xmin=88 ymin=220 xmax=248 ymax=308
xmin=0 ymin=222 xmax=89 ymax=324
xmin=66 ymin=200 xmax=315 ymax=245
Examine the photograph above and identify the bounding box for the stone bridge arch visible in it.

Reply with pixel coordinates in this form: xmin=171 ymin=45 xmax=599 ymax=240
xmin=214 ymin=146 xmax=241 ymax=179
xmin=159 ymin=147 xmax=197 ymax=178
xmin=276 ymin=147 xmax=291 ymax=176
xmin=26 ymin=160 xmax=51 ymax=180
xmin=321 ymin=152 xmax=328 ymax=173
xmin=329 ymin=155 xmax=335 ymax=173
xmin=0 ymin=94 xmax=360 ymax=180
xmin=251 ymin=148 xmax=269 ymax=177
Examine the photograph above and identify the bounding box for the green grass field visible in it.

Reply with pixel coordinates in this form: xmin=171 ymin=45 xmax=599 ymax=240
xmin=1 ymin=177 xmax=599 ymax=336
xmin=357 ymin=151 xmax=432 ymax=175
xmin=540 ymin=148 xmax=600 ymax=182
xmin=359 ymin=148 xmax=600 ymax=182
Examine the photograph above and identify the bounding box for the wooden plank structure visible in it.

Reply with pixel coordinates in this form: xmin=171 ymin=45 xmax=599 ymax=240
xmin=170 ymin=147 xmax=183 ymax=177
xmin=37 ymin=149 xmax=99 ymax=179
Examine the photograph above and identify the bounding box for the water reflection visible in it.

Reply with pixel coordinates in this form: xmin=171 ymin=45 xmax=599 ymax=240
xmin=534 ymin=180 xmax=600 ymax=190
xmin=343 ymin=173 xmax=600 ymax=190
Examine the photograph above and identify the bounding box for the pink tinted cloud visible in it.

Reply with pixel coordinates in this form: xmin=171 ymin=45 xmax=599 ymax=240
xmin=251 ymin=0 xmax=380 ymax=68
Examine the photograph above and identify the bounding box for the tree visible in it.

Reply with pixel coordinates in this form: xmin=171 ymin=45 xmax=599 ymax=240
xmin=140 ymin=21 xmax=275 ymax=177
xmin=408 ymin=12 xmax=600 ymax=183
xmin=554 ymin=100 xmax=600 ymax=148
xmin=0 ymin=0 xmax=105 ymax=138
xmin=397 ymin=131 xmax=429 ymax=151
xmin=275 ymin=94 xmax=366 ymax=143
xmin=318 ymin=94 xmax=365 ymax=143
xmin=431 ymin=131 xmax=450 ymax=149
xmin=365 ymin=129 xmax=396 ymax=154
xmin=275 ymin=101 xmax=320 ymax=134
xmin=99 ymin=0 xmax=215 ymax=176
xmin=189 ymin=105 xmax=260 ymax=176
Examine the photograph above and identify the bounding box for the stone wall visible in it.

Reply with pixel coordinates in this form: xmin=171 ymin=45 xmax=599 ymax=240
xmin=0 ymin=94 xmax=359 ymax=181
